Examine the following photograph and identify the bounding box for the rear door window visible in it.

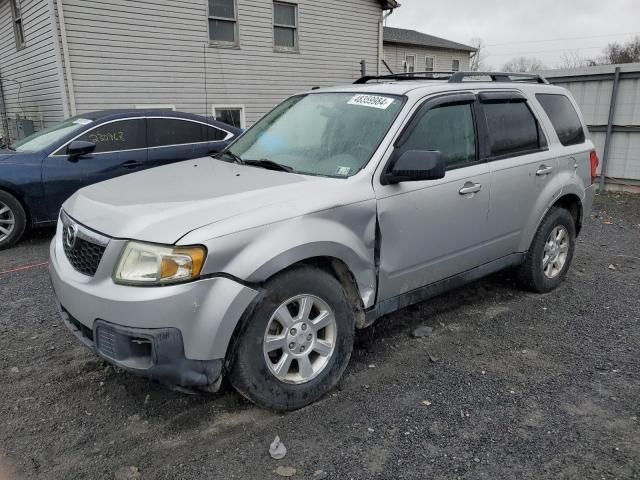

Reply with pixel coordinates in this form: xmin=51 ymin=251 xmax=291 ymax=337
xmin=482 ymin=100 xmax=545 ymax=158
xmin=536 ymin=94 xmax=586 ymax=146
xmin=75 ymin=119 xmax=146 ymax=154
xmin=147 ymin=118 xmax=204 ymax=147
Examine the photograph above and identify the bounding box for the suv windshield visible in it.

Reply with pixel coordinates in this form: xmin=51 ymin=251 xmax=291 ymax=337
xmin=11 ymin=117 xmax=93 ymax=152
xmin=227 ymin=92 xmax=405 ymax=177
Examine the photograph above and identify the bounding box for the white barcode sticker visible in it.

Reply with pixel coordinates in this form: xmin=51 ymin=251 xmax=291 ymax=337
xmin=348 ymin=94 xmax=394 ymax=110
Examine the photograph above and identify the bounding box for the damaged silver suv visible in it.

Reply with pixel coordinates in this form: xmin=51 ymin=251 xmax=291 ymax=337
xmin=50 ymin=72 xmax=598 ymax=410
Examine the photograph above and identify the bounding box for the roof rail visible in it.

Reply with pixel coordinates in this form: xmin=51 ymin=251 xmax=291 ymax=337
xmin=354 ymin=71 xmax=549 ymax=85
xmin=448 ymin=71 xmax=549 ymax=84
xmin=354 ymin=71 xmax=456 ymax=84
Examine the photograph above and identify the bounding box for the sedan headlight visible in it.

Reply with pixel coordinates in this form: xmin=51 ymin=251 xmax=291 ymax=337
xmin=114 ymin=241 xmax=206 ymax=285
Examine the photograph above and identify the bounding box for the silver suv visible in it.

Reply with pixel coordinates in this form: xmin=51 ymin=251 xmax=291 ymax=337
xmin=49 ymin=72 xmax=599 ymax=410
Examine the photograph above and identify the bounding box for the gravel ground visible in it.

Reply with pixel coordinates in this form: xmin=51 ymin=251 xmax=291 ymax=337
xmin=1 ymin=193 xmax=639 ymax=480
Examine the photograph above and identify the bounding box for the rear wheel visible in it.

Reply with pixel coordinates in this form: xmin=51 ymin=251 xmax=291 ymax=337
xmin=228 ymin=267 xmax=355 ymax=411
xmin=517 ymin=207 xmax=576 ymax=293
xmin=0 ymin=190 xmax=26 ymax=250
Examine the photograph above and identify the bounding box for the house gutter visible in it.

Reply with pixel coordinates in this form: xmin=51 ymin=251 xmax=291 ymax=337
xmin=47 ymin=0 xmax=70 ymax=118
xmin=54 ymin=0 xmax=76 ymax=116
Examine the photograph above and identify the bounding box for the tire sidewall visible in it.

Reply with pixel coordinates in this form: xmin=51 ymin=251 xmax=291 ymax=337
xmin=229 ymin=267 xmax=355 ymax=410
xmin=0 ymin=190 xmax=26 ymax=250
xmin=529 ymin=208 xmax=576 ymax=292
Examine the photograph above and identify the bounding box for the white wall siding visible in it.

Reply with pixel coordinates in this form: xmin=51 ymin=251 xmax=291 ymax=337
xmin=383 ymin=43 xmax=471 ymax=74
xmin=60 ymin=0 xmax=383 ymax=125
xmin=0 ymin=0 xmax=65 ymax=132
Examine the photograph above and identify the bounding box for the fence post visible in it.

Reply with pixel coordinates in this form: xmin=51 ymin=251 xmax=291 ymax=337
xmin=600 ymin=66 xmax=621 ymax=191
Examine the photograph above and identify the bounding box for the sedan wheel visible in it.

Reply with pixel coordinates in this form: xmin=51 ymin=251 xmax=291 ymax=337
xmin=0 ymin=201 xmax=16 ymax=243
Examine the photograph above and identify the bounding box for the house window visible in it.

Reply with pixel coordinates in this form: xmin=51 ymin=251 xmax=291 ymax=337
xmin=425 ymin=56 xmax=435 ymax=72
xmin=214 ymin=105 xmax=246 ymax=129
xmin=405 ymin=55 xmax=415 ymax=74
xmin=452 ymin=59 xmax=461 ymax=72
xmin=9 ymin=0 xmax=25 ymax=50
xmin=273 ymin=2 xmax=298 ymax=52
xmin=209 ymin=0 xmax=238 ymax=45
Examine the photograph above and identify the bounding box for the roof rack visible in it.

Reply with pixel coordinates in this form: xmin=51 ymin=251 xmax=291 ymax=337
xmin=354 ymin=71 xmax=549 ymax=85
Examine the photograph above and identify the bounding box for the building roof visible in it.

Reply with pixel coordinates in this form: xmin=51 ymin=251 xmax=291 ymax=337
xmin=383 ymin=26 xmax=476 ymax=52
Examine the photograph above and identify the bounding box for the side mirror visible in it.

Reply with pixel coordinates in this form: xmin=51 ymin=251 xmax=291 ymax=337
xmin=67 ymin=140 xmax=96 ymax=161
xmin=385 ymin=150 xmax=446 ymax=184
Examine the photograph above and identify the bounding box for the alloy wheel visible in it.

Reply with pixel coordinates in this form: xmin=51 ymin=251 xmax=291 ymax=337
xmin=263 ymin=294 xmax=337 ymax=384
xmin=0 ymin=201 xmax=15 ymax=243
xmin=542 ymin=225 xmax=569 ymax=279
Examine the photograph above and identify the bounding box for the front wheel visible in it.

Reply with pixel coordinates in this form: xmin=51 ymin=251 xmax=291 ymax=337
xmin=517 ymin=207 xmax=576 ymax=293
xmin=228 ymin=267 xmax=355 ymax=411
xmin=0 ymin=190 xmax=26 ymax=250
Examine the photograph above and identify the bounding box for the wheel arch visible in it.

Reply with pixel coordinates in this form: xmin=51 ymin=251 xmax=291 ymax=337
xmin=223 ymin=256 xmax=367 ymax=370
xmin=552 ymin=193 xmax=583 ymax=236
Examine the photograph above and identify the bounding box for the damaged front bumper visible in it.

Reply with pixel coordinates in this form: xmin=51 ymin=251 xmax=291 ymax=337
xmin=49 ymin=231 xmax=259 ymax=391
xmin=59 ymin=304 xmax=223 ymax=389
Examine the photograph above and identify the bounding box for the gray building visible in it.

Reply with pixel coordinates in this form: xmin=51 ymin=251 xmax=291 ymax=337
xmin=0 ymin=0 xmax=398 ymax=141
xmin=383 ymin=26 xmax=475 ymax=75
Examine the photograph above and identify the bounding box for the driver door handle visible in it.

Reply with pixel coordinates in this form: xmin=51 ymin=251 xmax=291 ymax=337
xmin=122 ymin=160 xmax=144 ymax=169
xmin=536 ymin=165 xmax=554 ymax=176
xmin=459 ymin=182 xmax=482 ymax=195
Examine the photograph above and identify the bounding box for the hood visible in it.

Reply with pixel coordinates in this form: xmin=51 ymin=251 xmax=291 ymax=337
xmin=0 ymin=150 xmax=16 ymax=162
xmin=64 ymin=157 xmax=369 ymax=244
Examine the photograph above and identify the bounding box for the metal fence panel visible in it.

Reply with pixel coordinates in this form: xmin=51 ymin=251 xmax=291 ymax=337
xmin=543 ymin=63 xmax=640 ymax=189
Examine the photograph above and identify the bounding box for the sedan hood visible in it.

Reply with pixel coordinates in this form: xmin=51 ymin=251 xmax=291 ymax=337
xmin=64 ymin=158 xmax=367 ymax=244
xmin=0 ymin=150 xmax=16 ymax=161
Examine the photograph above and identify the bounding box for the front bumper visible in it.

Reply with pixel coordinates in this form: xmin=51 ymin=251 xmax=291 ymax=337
xmin=49 ymin=228 xmax=259 ymax=388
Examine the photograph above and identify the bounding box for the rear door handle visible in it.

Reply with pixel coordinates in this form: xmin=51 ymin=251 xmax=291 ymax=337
xmin=459 ymin=182 xmax=482 ymax=195
xmin=536 ymin=165 xmax=553 ymax=176
xmin=122 ymin=160 xmax=143 ymax=169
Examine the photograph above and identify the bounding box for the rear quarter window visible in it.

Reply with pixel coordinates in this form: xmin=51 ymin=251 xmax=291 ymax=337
xmin=536 ymin=94 xmax=586 ymax=146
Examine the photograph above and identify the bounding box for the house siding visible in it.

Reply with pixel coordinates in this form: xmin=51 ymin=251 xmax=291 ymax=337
xmin=383 ymin=43 xmax=471 ymax=74
xmin=0 ymin=0 xmax=65 ymax=133
xmin=59 ymin=0 xmax=384 ymax=125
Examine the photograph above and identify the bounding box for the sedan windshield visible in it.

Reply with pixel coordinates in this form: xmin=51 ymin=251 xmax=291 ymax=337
xmin=227 ymin=92 xmax=405 ymax=177
xmin=11 ymin=117 xmax=93 ymax=152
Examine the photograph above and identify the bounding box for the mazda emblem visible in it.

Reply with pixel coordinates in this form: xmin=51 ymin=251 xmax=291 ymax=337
xmin=65 ymin=223 xmax=78 ymax=249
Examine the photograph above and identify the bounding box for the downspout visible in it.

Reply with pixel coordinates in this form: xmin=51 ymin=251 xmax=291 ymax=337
xmin=55 ymin=0 xmax=76 ymax=116
xmin=0 ymin=72 xmax=10 ymax=143
xmin=47 ymin=0 xmax=70 ymax=118
xmin=378 ymin=8 xmax=394 ymax=76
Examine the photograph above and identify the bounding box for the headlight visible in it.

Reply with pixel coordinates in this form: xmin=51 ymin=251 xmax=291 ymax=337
xmin=114 ymin=241 xmax=206 ymax=285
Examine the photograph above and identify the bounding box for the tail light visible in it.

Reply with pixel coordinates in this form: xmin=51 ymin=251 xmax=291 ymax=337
xmin=590 ymin=150 xmax=600 ymax=185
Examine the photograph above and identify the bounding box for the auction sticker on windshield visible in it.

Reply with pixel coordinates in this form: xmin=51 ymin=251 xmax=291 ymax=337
xmin=348 ymin=94 xmax=394 ymax=110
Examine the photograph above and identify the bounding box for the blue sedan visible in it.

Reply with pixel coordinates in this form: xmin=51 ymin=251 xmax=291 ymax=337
xmin=0 ymin=110 xmax=241 ymax=248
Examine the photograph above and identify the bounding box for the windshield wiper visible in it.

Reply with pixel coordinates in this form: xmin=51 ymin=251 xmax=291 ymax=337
xmin=211 ymin=150 xmax=245 ymax=165
xmin=244 ymin=158 xmax=294 ymax=173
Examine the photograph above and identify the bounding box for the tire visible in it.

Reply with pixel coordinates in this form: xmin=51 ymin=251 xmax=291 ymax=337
xmin=228 ymin=266 xmax=355 ymax=411
xmin=517 ymin=207 xmax=576 ymax=293
xmin=0 ymin=190 xmax=27 ymax=250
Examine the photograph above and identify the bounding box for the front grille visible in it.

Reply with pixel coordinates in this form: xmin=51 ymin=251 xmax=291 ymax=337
xmin=63 ymin=234 xmax=106 ymax=276
xmin=61 ymin=213 xmax=108 ymax=277
xmin=64 ymin=307 xmax=94 ymax=342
